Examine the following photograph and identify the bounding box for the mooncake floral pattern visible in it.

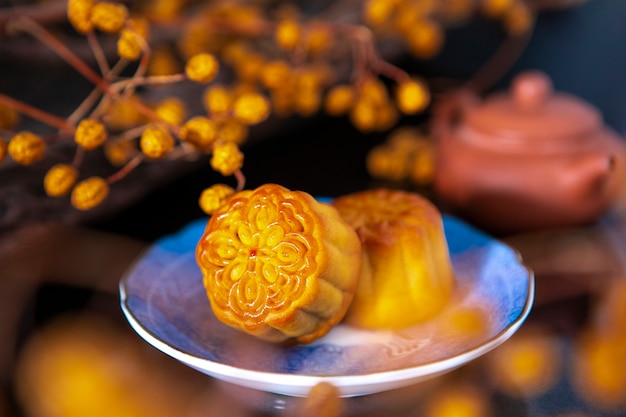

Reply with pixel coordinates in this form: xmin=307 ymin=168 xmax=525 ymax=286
xmin=197 ymin=186 xmax=320 ymax=327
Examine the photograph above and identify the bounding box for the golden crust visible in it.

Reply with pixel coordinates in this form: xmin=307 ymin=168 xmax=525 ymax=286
xmin=196 ymin=184 xmax=362 ymax=343
xmin=332 ymin=189 xmax=455 ymax=329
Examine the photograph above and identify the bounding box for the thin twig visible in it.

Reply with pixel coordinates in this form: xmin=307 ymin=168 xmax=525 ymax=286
xmin=234 ymin=169 xmax=246 ymax=191
xmin=7 ymin=17 xmax=167 ymax=133
xmin=166 ymin=142 xmax=199 ymax=160
xmin=130 ymin=32 xmax=152 ymax=83
xmin=466 ymin=28 xmax=534 ymax=94
xmin=113 ymin=73 xmax=186 ymax=91
xmin=67 ymin=88 xmax=104 ymax=127
xmin=106 ymin=153 xmax=145 ymax=184
xmin=0 ymin=1 xmax=66 ymax=33
xmin=87 ymin=31 xmax=111 ymax=76
xmin=72 ymin=146 xmax=84 ymax=168
xmin=68 ymin=59 xmax=129 ymax=125
xmin=110 ymin=125 xmax=146 ymax=143
xmin=7 ymin=17 xmax=111 ymax=94
xmin=0 ymin=93 xmax=72 ymax=132
xmin=372 ymin=58 xmax=410 ymax=84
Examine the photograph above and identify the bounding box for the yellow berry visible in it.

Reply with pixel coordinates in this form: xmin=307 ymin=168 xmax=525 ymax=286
xmin=177 ymin=17 xmax=215 ymax=59
xmin=104 ymin=139 xmax=136 ymax=166
xmin=232 ymin=92 xmax=271 ymax=125
xmin=8 ymin=131 xmax=46 ymax=165
xmin=202 ymin=85 xmax=233 ymax=115
xmin=350 ymin=99 xmax=378 ymax=133
xmin=154 ymin=97 xmax=186 ymax=127
xmin=140 ymin=125 xmax=174 ymax=158
xmin=67 ymin=0 xmax=94 ymax=34
xmin=90 ymin=2 xmax=128 ymax=33
xmin=221 ymin=41 xmax=250 ymax=65
xmin=220 ymin=4 xmax=265 ymax=29
xmin=44 ymin=164 xmax=79 ymax=197
xmin=270 ymin=87 xmax=295 ymax=118
xmin=118 ymin=30 xmax=142 ymax=60
xmin=295 ymin=89 xmax=321 ymax=117
xmin=443 ymin=0 xmax=475 ymax=22
xmin=71 ymin=177 xmax=109 ymax=210
xmin=127 ymin=17 xmax=150 ymax=39
xmin=216 ymin=118 xmax=248 ymax=145
xmin=387 ymin=126 xmax=426 ymax=150
xmin=232 ymin=82 xmax=259 ymax=97
xmin=147 ymin=46 xmax=181 ymax=77
xmin=405 ymin=20 xmax=444 ymax=59
xmin=396 ymin=78 xmax=430 ymax=114
xmin=487 ymin=327 xmax=562 ymax=398
xmin=74 ymin=118 xmax=108 ymax=150
xmin=573 ymin=331 xmax=626 ymax=409
xmin=324 ymin=85 xmax=355 ymax=116
xmin=375 ymin=102 xmax=399 ymax=131
xmin=260 ymin=60 xmax=291 ymax=90
xmin=0 ymin=139 xmax=7 ymax=163
xmin=103 ymin=96 xmax=144 ymax=131
xmin=409 ymin=0 xmax=439 ymax=15
xmin=211 ymin=141 xmax=243 ymax=176
xmin=275 ymin=19 xmax=301 ymax=51
xmin=142 ymin=0 xmax=186 ymax=21
xmin=482 ymin=0 xmax=514 ymax=17
xmin=393 ymin=7 xmax=421 ymax=36
xmin=360 ymin=77 xmax=389 ymax=106
xmin=185 ymin=53 xmax=219 ymax=84
xmin=503 ymin=1 xmax=533 ymax=35
xmin=410 ymin=146 xmax=436 ymax=185
xmin=425 ymin=385 xmax=490 ymax=417
xmin=198 ymin=183 xmax=235 ymax=215
xmin=363 ymin=0 xmax=396 ymax=26
xmin=366 ymin=145 xmax=409 ymax=181
xmin=233 ymin=53 xmax=265 ymax=83
xmin=117 ymin=18 xmax=150 ymax=61
xmin=304 ymin=23 xmax=332 ymax=56
xmin=295 ymin=68 xmax=325 ymax=92
xmin=179 ymin=116 xmax=217 ymax=151
xmin=0 ymin=102 xmax=19 ymax=129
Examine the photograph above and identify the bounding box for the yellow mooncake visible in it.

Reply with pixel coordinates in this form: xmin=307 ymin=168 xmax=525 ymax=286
xmin=332 ymin=189 xmax=455 ymax=329
xmin=196 ymin=183 xmax=362 ymax=343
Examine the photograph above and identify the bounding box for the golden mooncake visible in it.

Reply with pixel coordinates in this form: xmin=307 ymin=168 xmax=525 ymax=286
xmin=332 ymin=189 xmax=455 ymax=329
xmin=196 ymin=183 xmax=362 ymax=344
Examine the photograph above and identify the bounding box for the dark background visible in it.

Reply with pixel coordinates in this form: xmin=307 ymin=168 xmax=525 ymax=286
xmin=81 ymin=0 xmax=626 ymax=242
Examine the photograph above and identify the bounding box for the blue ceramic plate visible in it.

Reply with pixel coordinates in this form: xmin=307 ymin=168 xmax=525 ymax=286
xmin=120 ymin=215 xmax=534 ymax=397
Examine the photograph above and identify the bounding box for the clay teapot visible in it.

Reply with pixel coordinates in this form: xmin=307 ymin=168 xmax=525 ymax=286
xmin=432 ymin=70 xmax=626 ymax=234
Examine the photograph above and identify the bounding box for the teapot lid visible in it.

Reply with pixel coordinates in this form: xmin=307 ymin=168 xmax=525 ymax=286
xmin=465 ymin=70 xmax=602 ymax=143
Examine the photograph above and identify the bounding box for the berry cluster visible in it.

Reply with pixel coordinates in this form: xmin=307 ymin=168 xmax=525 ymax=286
xmin=0 ymin=0 xmax=534 ymax=213
xmin=367 ymin=127 xmax=435 ymax=186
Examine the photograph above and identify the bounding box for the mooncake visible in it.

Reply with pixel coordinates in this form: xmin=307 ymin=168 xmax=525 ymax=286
xmin=196 ymin=183 xmax=362 ymax=343
xmin=332 ymin=189 xmax=455 ymax=329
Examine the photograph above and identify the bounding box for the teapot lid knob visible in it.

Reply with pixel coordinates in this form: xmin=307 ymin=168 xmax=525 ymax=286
xmin=512 ymin=70 xmax=553 ymax=111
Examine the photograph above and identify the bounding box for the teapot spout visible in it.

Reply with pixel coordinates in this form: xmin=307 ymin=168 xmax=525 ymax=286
xmin=569 ymin=154 xmax=615 ymax=197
